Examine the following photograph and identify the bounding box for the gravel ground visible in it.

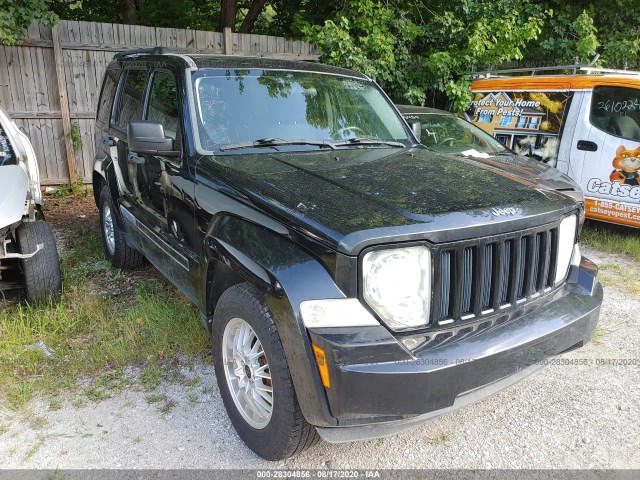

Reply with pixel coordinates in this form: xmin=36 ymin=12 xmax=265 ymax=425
xmin=0 ymin=246 xmax=638 ymax=469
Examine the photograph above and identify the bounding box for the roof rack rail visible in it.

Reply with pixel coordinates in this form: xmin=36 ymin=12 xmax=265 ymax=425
xmin=114 ymin=47 xmax=170 ymax=59
xmin=581 ymin=66 xmax=640 ymax=76
xmin=473 ymin=54 xmax=600 ymax=78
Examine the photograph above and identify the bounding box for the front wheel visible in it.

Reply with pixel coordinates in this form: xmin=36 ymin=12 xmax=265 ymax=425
xmin=17 ymin=220 xmax=62 ymax=304
xmin=212 ymin=283 xmax=320 ymax=460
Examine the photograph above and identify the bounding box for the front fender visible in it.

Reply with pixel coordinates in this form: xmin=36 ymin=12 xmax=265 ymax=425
xmin=207 ymin=215 xmax=344 ymax=427
xmin=94 ymin=157 xmax=126 ymax=230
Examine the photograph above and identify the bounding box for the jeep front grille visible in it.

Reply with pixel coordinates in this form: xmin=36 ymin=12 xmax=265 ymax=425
xmin=433 ymin=223 xmax=559 ymax=326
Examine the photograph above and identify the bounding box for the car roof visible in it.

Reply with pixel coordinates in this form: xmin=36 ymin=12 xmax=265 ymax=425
xmin=190 ymin=55 xmax=368 ymax=78
xmin=114 ymin=50 xmax=368 ymax=79
xmin=395 ymin=105 xmax=453 ymax=116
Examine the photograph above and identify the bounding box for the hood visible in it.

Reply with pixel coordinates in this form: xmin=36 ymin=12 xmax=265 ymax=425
xmin=200 ymin=147 xmax=577 ymax=254
xmin=465 ymin=151 xmax=583 ymax=194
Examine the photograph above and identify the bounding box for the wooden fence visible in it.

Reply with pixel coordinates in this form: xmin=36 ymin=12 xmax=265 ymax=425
xmin=0 ymin=20 xmax=320 ymax=184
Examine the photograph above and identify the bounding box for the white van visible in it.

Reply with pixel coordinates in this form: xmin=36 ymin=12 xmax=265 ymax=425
xmin=469 ymin=62 xmax=640 ymax=228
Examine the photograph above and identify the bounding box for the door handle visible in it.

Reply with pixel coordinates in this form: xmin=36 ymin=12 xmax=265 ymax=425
xmin=577 ymin=140 xmax=598 ymax=152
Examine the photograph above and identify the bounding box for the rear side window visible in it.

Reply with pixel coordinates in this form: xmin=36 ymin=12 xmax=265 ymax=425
xmin=115 ymin=69 xmax=148 ymax=131
xmin=590 ymin=86 xmax=640 ymax=141
xmin=96 ymin=67 xmax=119 ymax=128
xmin=146 ymin=71 xmax=180 ymax=141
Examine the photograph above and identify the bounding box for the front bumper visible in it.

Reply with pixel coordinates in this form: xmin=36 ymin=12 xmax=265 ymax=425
xmin=309 ymin=258 xmax=602 ymax=442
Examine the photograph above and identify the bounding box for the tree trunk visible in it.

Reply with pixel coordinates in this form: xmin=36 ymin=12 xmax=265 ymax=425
xmin=219 ymin=0 xmax=238 ymax=33
xmin=121 ymin=0 xmax=137 ymax=24
xmin=238 ymin=0 xmax=267 ymax=33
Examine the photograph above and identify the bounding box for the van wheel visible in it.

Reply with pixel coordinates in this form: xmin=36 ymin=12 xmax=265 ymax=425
xmin=212 ymin=283 xmax=320 ymax=460
xmin=99 ymin=187 xmax=144 ymax=269
xmin=17 ymin=220 xmax=62 ymax=304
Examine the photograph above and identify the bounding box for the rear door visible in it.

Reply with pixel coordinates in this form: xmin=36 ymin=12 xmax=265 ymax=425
xmin=573 ymin=84 xmax=640 ymax=227
xmin=131 ymin=67 xmax=200 ymax=304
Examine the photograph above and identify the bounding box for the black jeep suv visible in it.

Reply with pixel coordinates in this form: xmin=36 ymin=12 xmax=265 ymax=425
xmin=93 ymin=49 xmax=602 ymax=460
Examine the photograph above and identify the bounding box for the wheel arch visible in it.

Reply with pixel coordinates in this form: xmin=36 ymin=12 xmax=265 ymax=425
xmin=204 ymin=215 xmax=343 ymax=427
xmin=93 ymin=157 xmax=124 ymax=230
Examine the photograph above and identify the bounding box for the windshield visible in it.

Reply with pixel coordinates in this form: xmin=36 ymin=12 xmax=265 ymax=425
xmin=191 ymin=69 xmax=412 ymax=152
xmin=403 ymin=113 xmax=509 ymax=157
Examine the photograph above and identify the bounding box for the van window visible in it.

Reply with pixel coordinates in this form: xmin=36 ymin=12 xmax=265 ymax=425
xmin=115 ymin=69 xmax=148 ymax=131
xmin=147 ymin=71 xmax=180 ymax=141
xmin=590 ymin=86 xmax=640 ymax=141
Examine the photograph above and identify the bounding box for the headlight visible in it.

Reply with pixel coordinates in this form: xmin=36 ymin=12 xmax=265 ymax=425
xmin=362 ymin=246 xmax=431 ymax=331
xmin=555 ymin=214 xmax=578 ymax=285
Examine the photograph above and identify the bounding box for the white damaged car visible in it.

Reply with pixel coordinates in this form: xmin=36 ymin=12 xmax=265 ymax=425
xmin=0 ymin=106 xmax=61 ymax=303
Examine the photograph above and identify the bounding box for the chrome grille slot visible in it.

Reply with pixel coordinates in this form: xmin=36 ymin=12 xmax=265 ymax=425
xmin=516 ymin=236 xmax=528 ymax=299
xmin=439 ymin=251 xmax=452 ymax=320
xmin=462 ymin=247 xmax=474 ymax=314
xmin=481 ymin=244 xmax=493 ymax=309
xmin=546 ymin=228 xmax=558 ymax=287
xmin=500 ymin=240 xmax=512 ymax=304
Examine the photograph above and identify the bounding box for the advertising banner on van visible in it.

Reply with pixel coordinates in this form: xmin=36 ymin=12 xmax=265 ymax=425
xmin=465 ymin=91 xmax=572 ymax=165
xmin=584 ymin=144 xmax=640 ymax=228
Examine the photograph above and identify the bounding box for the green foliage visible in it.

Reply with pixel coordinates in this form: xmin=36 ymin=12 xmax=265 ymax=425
xmin=50 ymin=176 xmax=89 ymax=199
xmin=301 ymin=0 xmax=547 ymax=111
xmin=67 ymin=122 xmax=83 ymax=150
xmin=0 ymin=0 xmax=58 ymax=45
xmin=300 ymin=1 xmax=422 ymax=89
xmin=534 ymin=1 xmax=639 ymax=69
xmin=538 ymin=10 xmax=599 ymax=64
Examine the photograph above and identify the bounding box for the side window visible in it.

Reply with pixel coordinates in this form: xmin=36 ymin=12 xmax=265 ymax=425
xmin=97 ymin=67 xmax=119 ymax=128
xmin=146 ymin=71 xmax=180 ymax=141
xmin=115 ymin=69 xmax=148 ymax=131
xmin=590 ymin=86 xmax=640 ymax=141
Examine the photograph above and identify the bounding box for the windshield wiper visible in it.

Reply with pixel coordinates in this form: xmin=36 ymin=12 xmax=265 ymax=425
xmin=219 ymin=138 xmax=336 ymax=152
xmin=332 ymin=137 xmax=406 ymax=148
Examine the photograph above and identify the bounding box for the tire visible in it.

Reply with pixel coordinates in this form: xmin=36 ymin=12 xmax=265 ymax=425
xmin=98 ymin=187 xmax=144 ymax=269
xmin=212 ymin=283 xmax=321 ymax=460
xmin=17 ymin=220 xmax=62 ymax=304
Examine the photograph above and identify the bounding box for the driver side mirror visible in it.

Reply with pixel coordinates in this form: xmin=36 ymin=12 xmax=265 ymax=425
xmin=410 ymin=121 xmax=422 ymax=141
xmin=128 ymin=121 xmax=179 ymax=157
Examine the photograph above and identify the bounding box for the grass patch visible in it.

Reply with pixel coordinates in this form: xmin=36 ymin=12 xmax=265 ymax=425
xmin=22 ymin=435 xmax=45 ymax=463
xmin=581 ymin=221 xmax=640 ymax=262
xmin=187 ymin=392 xmax=199 ymax=406
xmin=0 ymin=424 xmax=8 ymax=436
xmin=157 ymin=398 xmax=176 ymax=414
xmin=83 ymin=387 xmax=110 ymax=402
xmin=596 ymin=263 xmax=640 ymax=294
xmin=0 ymin=222 xmax=209 ymax=409
xmin=29 ymin=417 xmax=48 ymax=430
xmin=428 ymin=432 xmax=454 ymax=444
xmin=201 ymin=386 xmax=214 ymax=395
xmin=146 ymin=393 xmax=165 ymax=404
xmin=592 ymin=326 xmax=605 ymax=346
